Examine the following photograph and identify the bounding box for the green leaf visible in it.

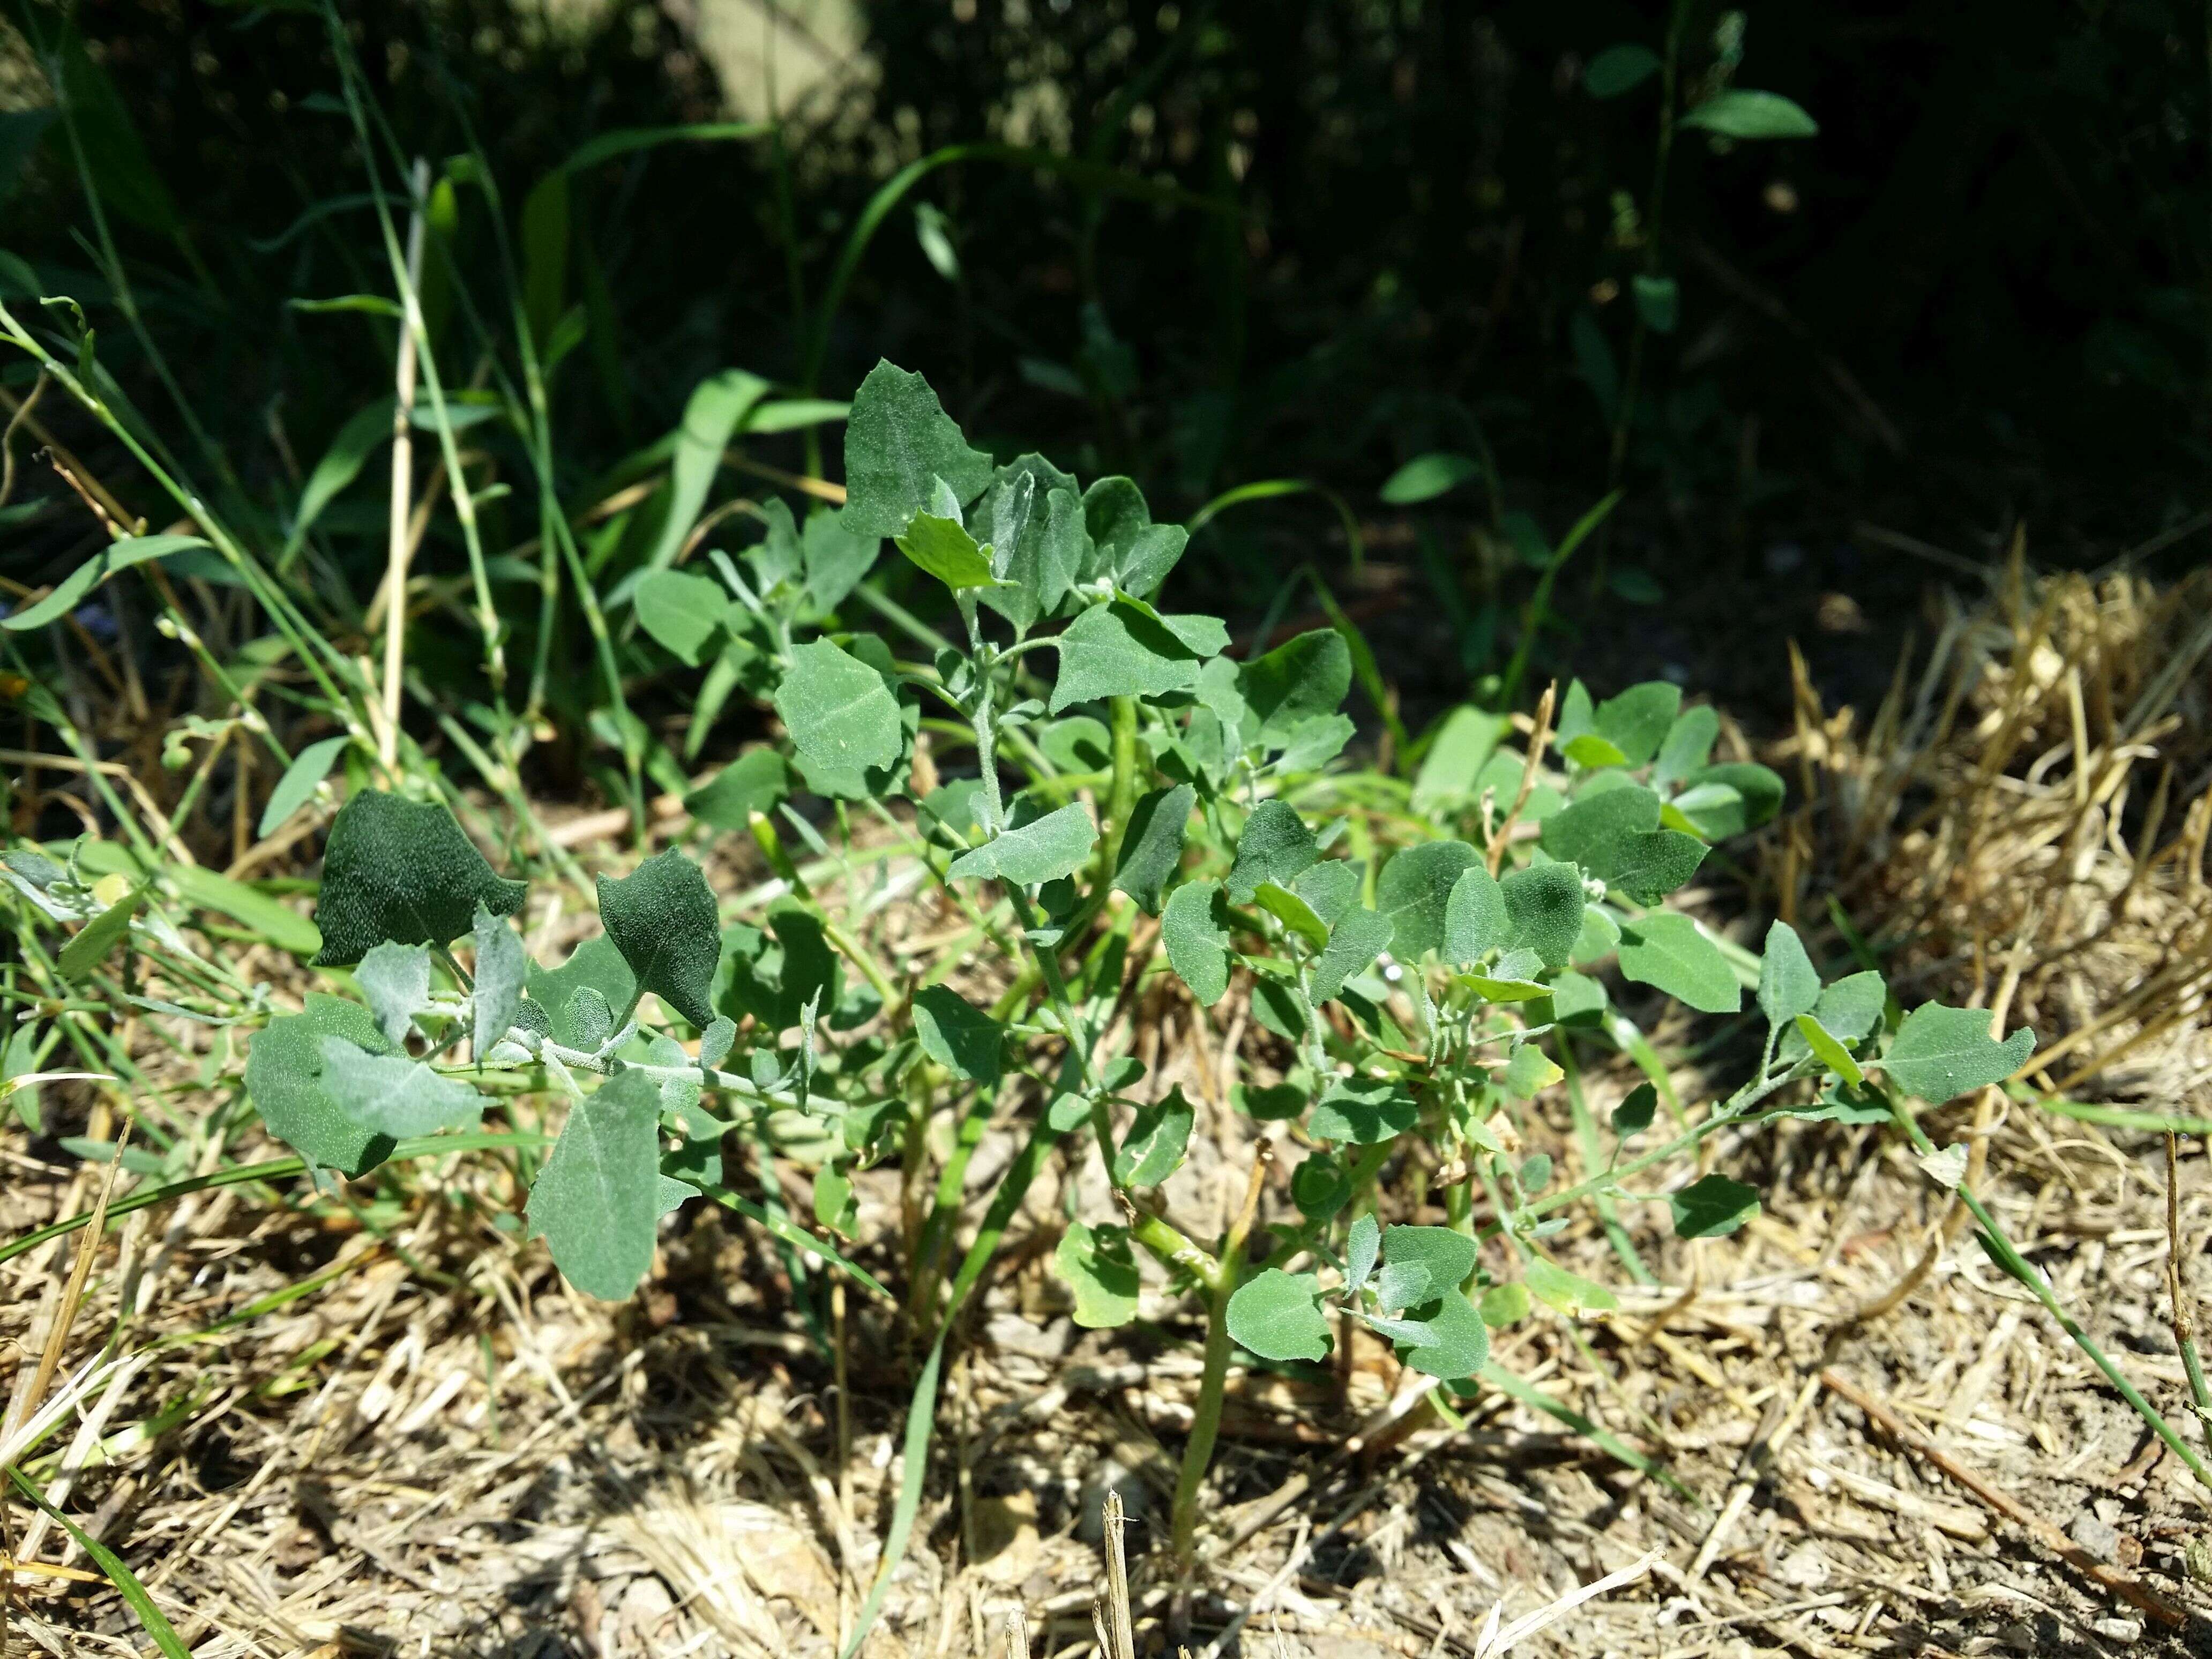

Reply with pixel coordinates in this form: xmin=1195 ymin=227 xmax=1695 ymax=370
xmin=633 ymin=570 xmax=733 ymax=666
xmin=1632 ymin=274 xmax=1679 ymax=334
xmin=598 ymin=848 xmax=721 ymax=1028
xmin=472 ymin=904 xmax=526 ymax=1057
xmin=1443 ymin=865 xmax=1510 ymax=965
xmin=257 ymin=735 xmax=350 ymax=837
xmin=1794 ymin=1015 xmax=1864 ymax=1085
xmin=527 ymin=1068 xmax=663 ymax=1301
xmin=1049 ymin=600 xmax=1205 ymax=712
xmin=1056 ymin=1220 xmax=1140 ymax=1328
xmin=1503 ymin=1044 xmax=1563 ymax=1098
xmin=1654 ymin=706 xmax=1720 ymax=786
xmin=1677 ymin=763 xmax=1784 ymax=838
xmin=1670 ymin=1173 xmax=1760 ymax=1239
xmin=776 ymin=638 xmax=906 ymax=783
xmin=1585 ymin=42 xmax=1661 ymax=98
xmin=1370 ymin=1291 xmax=1490 ymax=1380
xmin=1571 ymin=903 xmax=1621 ymax=965
xmin=1345 ymin=1213 xmax=1381 ymax=1294
xmin=1292 ymin=1153 xmax=1351 ymax=1218
xmin=1162 ymin=879 xmax=1232 ymax=1005
xmin=1880 ymin=1005 xmax=2035 ymax=1102
xmin=1411 ymin=707 xmax=1507 ymax=814
xmin=1081 ymin=476 xmax=1188 ymax=599
xmin=355 ymin=941 xmax=432 ymax=1045
xmin=812 ymin=1168 xmax=857 ymax=1235
xmin=685 ymin=749 xmax=794 ymax=831
xmin=1560 ymin=733 xmax=1629 ymax=769
xmin=317 ymin=1038 xmax=485 ymax=1137
xmin=1310 ymin=1075 xmax=1417 ymax=1145
xmin=1254 ymin=881 xmax=1329 ymax=952
xmin=1373 ymin=1225 xmax=1477 ymax=1310
xmin=57 ymin=886 xmax=142 ymax=981
xmin=1311 ymin=907 xmax=1394 ymax=1004
xmin=1292 ymin=859 xmax=1362 ymax=925
xmin=3 ymin=535 xmax=211 ymax=632
xmin=1681 ymin=88 xmax=1819 ymax=140
xmin=976 ymin=461 xmax=1086 ymax=631
xmin=1376 ymin=840 xmax=1480 ymax=961
xmin=311 ymin=790 xmax=527 ymax=967
xmin=911 ymin=985 xmax=1003 ymax=1085
xmin=527 ymin=936 xmax=638 ymax=1051
xmin=1525 ymin=1256 xmax=1617 ymax=1316
xmin=1612 ymin=1082 xmax=1657 ymax=1139
xmin=245 ymin=995 xmax=397 ymax=1176
xmin=896 ymin=511 xmax=1004 ymax=590
xmin=1617 ymin=914 xmax=1741 ymax=1013
xmin=1226 ymin=1269 xmax=1331 ymax=1362
xmin=642 ymin=369 xmax=770 ymax=571
xmin=1380 ymin=452 xmax=1479 ymax=505
xmin=946 ymin=802 xmax=1098 ymax=887
xmin=1240 ymin=630 xmax=1352 ymax=739
xmin=1113 ymin=1088 xmax=1195 ymax=1186
xmin=1501 ymin=860 xmax=1586 ymax=972
xmin=1594 ymin=683 xmax=1680 ymax=767
xmin=1601 ymin=829 xmax=1708 ymax=905
xmin=1227 ymin=799 xmax=1320 ymax=902
xmin=1481 ymin=1282 xmax=1531 ymax=1327
xmin=1757 ymin=920 xmax=1820 ymax=1029
xmin=1540 ymin=786 xmax=1660 ymax=871
xmin=841 ymin=360 xmax=995 ymax=537
xmin=803 ymin=507 xmax=880 ymax=616
xmin=1112 ymin=783 xmax=1194 ymax=913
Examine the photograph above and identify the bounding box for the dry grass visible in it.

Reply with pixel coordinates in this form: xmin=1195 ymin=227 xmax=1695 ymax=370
xmin=8 ymin=558 xmax=2212 ymax=1659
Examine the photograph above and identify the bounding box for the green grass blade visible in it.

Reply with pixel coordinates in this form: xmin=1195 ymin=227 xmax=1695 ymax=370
xmin=697 ymin=1179 xmax=894 ymax=1303
xmin=7 ymin=1468 xmax=191 ymax=1658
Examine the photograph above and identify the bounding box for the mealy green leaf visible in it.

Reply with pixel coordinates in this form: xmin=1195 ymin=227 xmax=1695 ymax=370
xmin=1345 ymin=1213 xmax=1380 ymax=1295
xmin=1757 ymin=919 xmax=1820 ymax=1029
xmin=1780 ymin=969 xmax=1887 ymax=1062
xmin=1680 ymin=88 xmax=1819 ymax=140
xmin=1500 ymin=860 xmax=1586 ymax=972
xmin=685 ymin=748 xmax=794 ymax=831
xmin=1617 ymin=913 xmax=1742 ymax=1013
xmin=257 ymin=735 xmax=351 ymax=837
xmin=1240 ymin=629 xmax=1352 ymax=739
xmin=1049 ymin=600 xmax=1205 ymax=712
xmin=355 ymin=941 xmax=432 ymax=1045
xmin=1112 ymin=1087 xmax=1195 ymax=1186
xmin=1443 ymin=865 xmax=1510 ymax=964
xmin=1669 ymin=1172 xmax=1760 ymax=1239
xmin=244 ymin=995 xmax=397 ymax=1176
xmin=1524 ymin=1256 xmax=1618 ymax=1316
xmin=527 ymin=936 xmax=638 ymax=1051
xmin=1292 ymin=859 xmax=1362 ymax=925
xmin=1653 ymin=705 xmax=1720 ymax=787
xmin=1056 ymin=1220 xmax=1140 ymax=1327
xmin=1081 ymin=476 xmax=1187 ymax=598
xmin=1253 ymin=881 xmax=1329 ymax=952
xmin=1411 ymin=706 xmax=1507 ymax=813
xmin=471 ymin=903 xmax=525 ymax=1057
xmin=1370 ymin=1291 xmax=1490 ymax=1380
xmin=1227 ymin=799 xmax=1320 ymax=902
xmin=1111 ymin=783 xmax=1194 ymax=913
xmin=598 ymin=848 xmax=721 ymax=1027
xmin=1226 ymin=1268 xmax=1331 ymax=1362
xmin=802 ymin=507 xmax=880 ymax=617
xmin=842 ymin=360 xmax=994 ymax=537
xmin=1309 ymin=1075 xmax=1418 ymax=1145
xmin=1677 ymin=763 xmax=1784 ymax=838
xmin=1794 ymin=1015 xmax=1864 ymax=1085
xmin=527 ymin=1068 xmax=662 ymax=1301
xmin=911 ymin=985 xmax=1003 ymax=1085
xmin=775 ymin=638 xmax=906 ymax=783
xmin=1593 ymin=682 xmax=1680 ymax=767
xmin=317 ymin=1037 xmax=485 ymax=1137
xmin=1162 ymin=879 xmax=1232 ymax=1004
xmin=1373 ymin=1225 xmax=1477 ymax=1310
xmin=945 ymin=802 xmax=1098 ymax=887
xmin=1234 ymin=1081 xmax=1307 ymax=1121
xmin=896 ymin=511 xmax=1005 ymax=589
xmin=1880 ymin=1005 xmax=2035 ymax=1102
xmin=1376 ymin=839 xmax=1480 ymax=961
xmin=1600 ymin=829 xmax=1708 ymax=905
xmin=1540 ymin=786 xmax=1658 ymax=871
xmin=633 ymin=569 xmax=732 ymax=665
xmin=1311 ymin=907 xmax=1394 ymax=1004
xmin=311 ymin=790 xmax=527 ymax=968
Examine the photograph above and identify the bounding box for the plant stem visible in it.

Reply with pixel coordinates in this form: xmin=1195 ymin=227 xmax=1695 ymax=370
xmin=1170 ymin=1138 xmax=1273 ymax=1567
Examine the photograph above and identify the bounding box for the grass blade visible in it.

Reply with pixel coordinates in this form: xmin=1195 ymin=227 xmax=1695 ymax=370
xmin=6 ymin=1468 xmax=190 ymax=1658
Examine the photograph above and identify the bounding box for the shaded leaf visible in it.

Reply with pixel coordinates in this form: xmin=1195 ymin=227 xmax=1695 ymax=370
xmin=311 ymin=790 xmax=526 ymax=967
xmin=1227 ymin=799 xmax=1320 ymax=902
xmin=1380 ymin=452 xmax=1479 ymax=504
xmin=1240 ymin=629 xmax=1351 ymax=738
xmin=1056 ymin=1220 xmax=1140 ymax=1327
xmin=598 ymin=848 xmax=721 ymax=1027
xmin=1112 ymin=1088 xmax=1194 ymax=1186
xmin=1254 ymin=881 xmax=1329 ymax=952
xmin=1443 ymin=865 xmax=1510 ymax=965
xmin=912 ymin=985 xmax=1003 ymax=1085
xmin=633 ymin=569 xmax=732 ymax=666
xmin=472 ymin=903 xmax=526 ymax=1058
xmin=1617 ymin=914 xmax=1741 ymax=1013
xmin=1500 ymin=860 xmax=1585 ymax=971
xmin=1373 ymin=1225 xmax=1477 ymax=1310
xmin=685 ymin=749 xmax=793 ymax=831
xmin=1376 ymin=840 xmax=1480 ymax=961
xmin=1309 ymin=1075 xmax=1417 ymax=1145
xmin=527 ymin=936 xmax=638 ymax=1051
xmin=1593 ymin=682 xmax=1680 ymax=767
xmin=1311 ymin=907 xmax=1394 ymax=1004
xmin=1670 ymin=1173 xmax=1760 ymax=1239
xmin=1049 ymin=601 xmax=1204 ymax=712
xmin=1111 ymin=783 xmax=1194 ymax=913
